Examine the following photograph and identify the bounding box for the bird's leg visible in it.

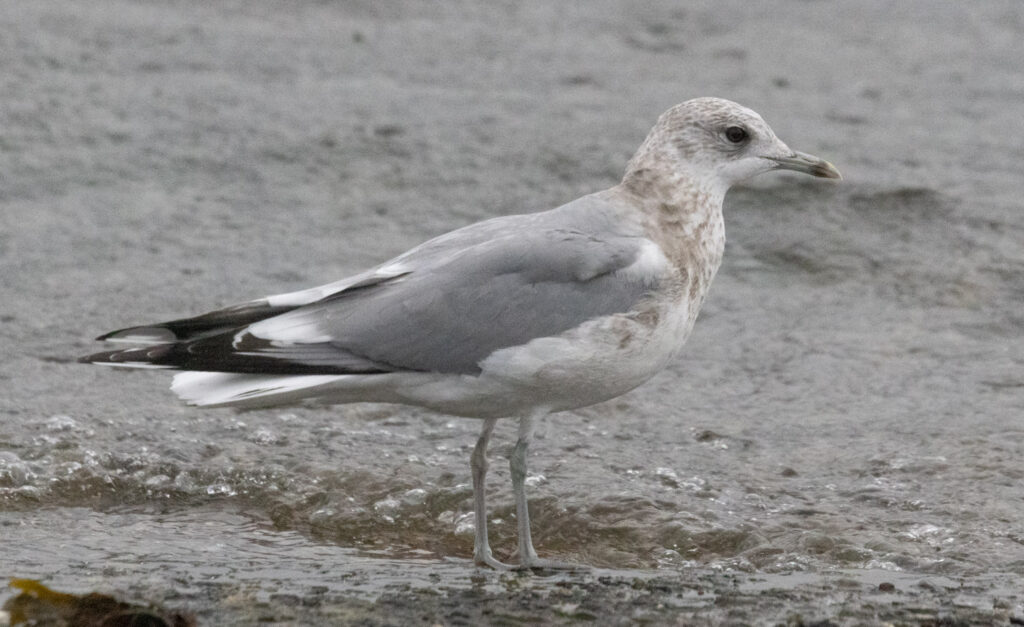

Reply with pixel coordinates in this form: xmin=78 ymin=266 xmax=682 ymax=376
xmin=510 ymin=412 xmax=540 ymax=564
xmin=470 ymin=417 xmax=511 ymax=570
xmin=510 ymin=411 xmax=581 ymax=571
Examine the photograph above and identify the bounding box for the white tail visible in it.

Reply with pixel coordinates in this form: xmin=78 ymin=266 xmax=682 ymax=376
xmin=171 ymin=371 xmax=348 ymax=408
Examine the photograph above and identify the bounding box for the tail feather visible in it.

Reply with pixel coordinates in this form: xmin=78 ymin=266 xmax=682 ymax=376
xmin=171 ymin=371 xmax=349 ymax=407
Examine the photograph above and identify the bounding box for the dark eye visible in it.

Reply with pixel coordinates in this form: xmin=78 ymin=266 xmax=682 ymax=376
xmin=724 ymin=126 xmax=748 ymax=144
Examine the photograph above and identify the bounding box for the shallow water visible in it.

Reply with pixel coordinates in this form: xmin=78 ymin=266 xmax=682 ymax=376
xmin=2 ymin=0 xmax=1023 ymax=624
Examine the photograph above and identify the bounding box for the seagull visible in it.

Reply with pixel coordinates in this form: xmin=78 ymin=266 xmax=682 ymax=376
xmin=81 ymin=97 xmax=840 ymax=570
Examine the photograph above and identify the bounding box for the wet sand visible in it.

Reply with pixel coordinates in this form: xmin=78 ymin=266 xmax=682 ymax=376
xmin=2 ymin=1 xmax=1023 ymax=624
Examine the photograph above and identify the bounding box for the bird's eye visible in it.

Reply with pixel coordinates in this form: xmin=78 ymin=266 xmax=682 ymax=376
xmin=724 ymin=126 xmax=748 ymax=144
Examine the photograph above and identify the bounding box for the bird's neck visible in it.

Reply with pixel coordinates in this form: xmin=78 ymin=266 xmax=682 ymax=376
xmin=618 ymin=164 xmax=726 ymax=249
xmin=610 ymin=165 xmax=727 ymax=297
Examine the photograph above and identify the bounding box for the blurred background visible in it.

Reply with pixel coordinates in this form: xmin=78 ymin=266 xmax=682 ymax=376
xmin=1 ymin=1 xmax=1022 ymax=623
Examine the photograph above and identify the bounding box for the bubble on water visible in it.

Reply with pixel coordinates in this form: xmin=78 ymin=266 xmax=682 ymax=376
xmin=248 ymin=428 xmax=286 ymax=445
xmin=310 ymin=507 xmax=337 ymax=524
xmin=206 ymin=483 xmax=236 ymax=497
xmin=173 ymin=472 xmax=196 ymax=491
xmin=453 ymin=512 xmax=475 ymax=535
xmin=145 ymin=474 xmax=171 ymax=487
xmin=373 ymin=497 xmax=401 ymax=515
xmin=44 ymin=415 xmax=78 ymax=432
xmin=11 ymin=485 xmax=41 ymax=498
xmin=865 ymin=559 xmax=902 ymax=571
xmin=402 ymin=488 xmax=427 ymax=506
xmin=55 ymin=461 xmax=83 ymax=476
xmin=525 ymin=474 xmax=546 ymax=487
xmin=31 ymin=435 xmax=58 ymax=447
xmin=900 ymin=523 xmax=950 ymax=547
xmin=681 ymin=476 xmax=707 ymax=492
xmin=0 ymin=451 xmax=35 ymax=487
xmin=655 ymin=467 xmax=680 ymax=488
xmin=903 ymin=523 xmax=942 ymax=538
xmin=656 ymin=549 xmax=684 ymax=567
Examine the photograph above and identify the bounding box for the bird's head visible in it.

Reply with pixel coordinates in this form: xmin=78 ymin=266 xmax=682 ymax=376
xmin=625 ymin=97 xmax=841 ymax=196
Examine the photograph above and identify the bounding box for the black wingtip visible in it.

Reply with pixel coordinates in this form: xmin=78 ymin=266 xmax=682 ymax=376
xmin=79 ymin=350 xmax=118 ymax=364
xmin=94 ymin=326 xmax=178 ymax=343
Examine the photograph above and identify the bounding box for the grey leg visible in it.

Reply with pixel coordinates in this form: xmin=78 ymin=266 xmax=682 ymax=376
xmin=510 ymin=411 xmax=582 ymax=570
xmin=471 ymin=417 xmax=511 ymax=569
xmin=510 ymin=412 xmax=540 ymax=564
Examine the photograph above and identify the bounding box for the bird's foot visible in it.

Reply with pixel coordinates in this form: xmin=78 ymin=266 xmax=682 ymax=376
xmin=473 ymin=551 xmax=515 ymax=571
xmin=517 ymin=556 xmax=588 ymax=572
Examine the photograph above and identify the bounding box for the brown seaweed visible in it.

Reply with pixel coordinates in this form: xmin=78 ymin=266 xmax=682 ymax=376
xmin=3 ymin=579 xmax=195 ymax=627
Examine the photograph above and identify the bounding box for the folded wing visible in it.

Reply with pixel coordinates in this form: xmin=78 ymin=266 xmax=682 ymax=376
xmin=83 ymin=223 xmax=663 ymax=376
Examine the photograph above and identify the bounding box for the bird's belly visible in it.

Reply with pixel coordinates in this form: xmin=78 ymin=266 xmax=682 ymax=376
xmin=468 ymin=297 xmax=697 ymax=413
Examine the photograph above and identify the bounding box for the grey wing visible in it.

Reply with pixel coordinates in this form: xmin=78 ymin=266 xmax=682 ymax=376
xmin=242 ymin=229 xmax=662 ymax=374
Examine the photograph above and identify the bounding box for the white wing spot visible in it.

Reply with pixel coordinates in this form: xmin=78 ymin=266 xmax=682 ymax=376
xmin=616 ymin=239 xmax=668 ymax=283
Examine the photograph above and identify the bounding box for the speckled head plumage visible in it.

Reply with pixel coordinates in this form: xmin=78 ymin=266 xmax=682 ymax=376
xmin=624 ymin=97 xmax=841 ymax=195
